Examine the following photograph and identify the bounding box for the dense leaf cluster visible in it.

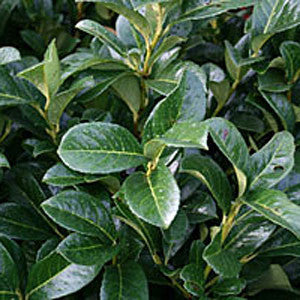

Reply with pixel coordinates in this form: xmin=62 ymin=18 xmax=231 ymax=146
xmin=0 ymin=0 xmax=300 ymax=299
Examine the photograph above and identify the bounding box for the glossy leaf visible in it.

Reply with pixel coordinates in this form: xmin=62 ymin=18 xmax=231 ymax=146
xmin=280 ymin=41 xmax=300 ymax=83
xmin=26 ymin=251 xmax=102 ymax=300
xmin=0 ymin=203 xmax=54 ymax=240
xmin=181 ymin=154 xmax=232 ymax=213
xmin=0 ymin=47 xmax=21 ymax=65
xmin=203 ymin=231 xmax=242 ymax=278
xmin=260 ymin=92 xmax=295 ymax=131
xmin=123 ymin=164 xmax=180 ymax=229
xmin=58 ymin=233 xmax=119 ymax=265
xmin=100 ymin=261 xmax=149 ymax=300
xmin=58 ymin=122 xmax=147 ymax=174
xmin=206 ymin=117 xmax=250 ymax=197
xmin=43 ymin=163 xmax=99 ymax=186
xmin=249 ymin=131 xmax=295 ymax=190
xmin=243 ymin=189 xmax=300 ymax=239
xmin=76 ymin=20 xmax=127 ymax=57
xmin=42 ymin=190 xmax=117 ymax=242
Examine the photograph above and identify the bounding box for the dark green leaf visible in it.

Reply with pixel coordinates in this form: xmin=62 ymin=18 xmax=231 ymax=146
xmin=26 ymin=251 xmax=102 ymax=300
xmin=58 ymin=233 xmax=119 ymax=265
xmin=212 ymin=278 xmax=246 ymax=296
xmin=181 ymin=154 xmax=232 ymax=213
xmin=0 ymin=153 xmax=9 ymax=168
xmin=100 ymin=261 xmax=149 ymax=300
xmin=58 ymin=122 xmax=147 ymax=174
xmin=42 ymin=190 xmax=117 ymax=242
xmin=123 ymin=164 xmax=180 ymax=229
xmin=258 ymin=69 xmax=291 ymax=93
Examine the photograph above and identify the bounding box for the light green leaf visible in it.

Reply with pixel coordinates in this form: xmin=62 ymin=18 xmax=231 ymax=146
xmin=181 ymin=154 xmax=233 ymax=213
xmin=58 ymin=233 xmax=119 ymax=265
xmin=76 ymin=20 xmax=127 ymax=57
xmin=206 ymin=117 xmax=249 ymax=197
xmin=43 ymin=163 xmax=99 ymax=187
xmin=0 ymin=203 xmax=54 ymax=240
xmin=203 ymin=231 xmax=241 ymax=278
xmin=251 ymin=0 xmax=300 ymax=52
xmin=178 ymin=0 xmax=255 ymax=22
xmin=280 ymin=41 xmax=300 ymax=83
xmin=18 ymin=39 xmax=60 ymax=100
xmin=249 ymin=131 xmax=295 ymax=190
xmin=0 ymin=153 xmax=9 ymax=168
xmin=76 ymin=0 xmax=151 ymax=39
xmin=42 ymin=190 xmax=117 ymax=242
xmin=100 ymin=261 xmax=149 ymax=300
xmin=58 ymin=122 xmax=147 ymax=174
xmin=0 ymin=47 xmax=21 ymax=65
xmin=25 ymin=251 xmax=102 ymax=300
xmin=243 ymin=189 xmax=300 ymax=239
xmin=123 ymin=164 xmax=180 ymax=229
xmin=144 ymin=122 xmax=209 ymax=160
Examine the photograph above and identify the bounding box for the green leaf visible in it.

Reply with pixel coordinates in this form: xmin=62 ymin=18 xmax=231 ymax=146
xmin=243 ymin=189 xmax=300 ymax=239
xmin=0 ymin=153 xmax=9 ymax=168
xmin=76 ymin=20 xmax=127 ymax=57
xmin=249 ymin=131 xmax=295 ymax=190
xmin=251 ymin=0 xmax=300 ymax=52
xmin=131 ymin=0 xmax=171 ymax=9
xmin=181 ymin=154 xmax=233 ymax=213
xmin=259 ymin=229 xmax=300 ymax=258
xmin=0 ymin=203 xmax=54 ymax=240
xmin=206 ymin=118 xmax=249 ymax=197
xmin=258 ymin=69 xmax=291 ymax=93
xmin=0 ymin=241 xmax=19 ymax=296
xmin=112 ymin=74 xmax=142 ymax=118
xmin=76 ymin=0 xmax=151 ymax=40
xmin=100 ymin=261 xmax=149 ymax=300
xmin=143 ymin=64 xmax=207 ymax=143
xmin=178 ymin=0 xmax=255 ymax=22
xmin=18 ymin=39 xmax=60 ymax=100
xmin=280 ymin=41 xmax=300 ymax=83
xmin=123 ymin=164 xmax=180 ymax=229
xmin=23 ymin=139 xmax=55 ymax=158
xmin=0 ymin=47 xmax=21 ymax=65
xmin=58 ymin=122 xmax=147 ymax=174
xmin=25 ymin=251 xmax=102 ymax=300
xmin=0 ymin=0 xmax=19 ymax=36
xmin=43 ymin=163 xmax=99 ymax=187
xmin=211 ymin=278 xmax=246 ymax=296
xmin=42 ymin=190 xmax=117 ymax=242
xmin=47 ymin=77 xmax=89 ymax=128
xmin=203 ymin=231 xmax=242 ymax=278
xmin=148 ymin=36 xmax=186 ymax=68
xmin=144 ymin=122 xmax=209 ymax=160
xmin=58 ymin=233 xmax=119 ymax=265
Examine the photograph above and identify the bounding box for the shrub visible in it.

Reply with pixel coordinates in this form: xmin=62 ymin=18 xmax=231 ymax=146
xmin=0 ymin=0 xmax=300 ymax=299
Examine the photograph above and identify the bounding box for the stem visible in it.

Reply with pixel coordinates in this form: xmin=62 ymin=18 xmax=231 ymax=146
xmin=0 ymin=119 xmax=12 ymax=145
xmin=170 ymin=278 xmax=192 ymax=299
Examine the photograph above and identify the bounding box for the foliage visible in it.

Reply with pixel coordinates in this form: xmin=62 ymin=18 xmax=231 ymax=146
xmin=0 ymin=0 xmax=300 ymax=299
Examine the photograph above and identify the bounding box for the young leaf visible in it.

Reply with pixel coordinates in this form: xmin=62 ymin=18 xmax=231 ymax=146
xmin=0 ymin=153 xmax=9 ymax=168
xmin=25 ymin=251 xmax=102 ymax=300
xmin=181 ymin=154 xmax=233 ymax=213
xmin=249 ymin=131 xmax=295 ymax=190
xmin=58 ymin=122 xmax=147 ymax=174
xmin=206 ymin=118 xmax=250 ymax=197
xmin=243 ymin=189 xmax=300 ymax=239
xmin=42 ymin=190 xmax=117 ymax=243
xmin=123 ymin=164 xmax=180 ymax=229
xmin=0 ymin=203 xmax=54 ymax=240
xmin=100 ymin=261 xmax=149 ymax=300
xmin=280 ymin=41 xmax=300 ymax=83
xmin=260 ymin=92 xmax=295 ymax=132
xmin=76 ymin=20 xmax=127 ymax=57
xmin=58 ymin=233 xmax=119 ymax=265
